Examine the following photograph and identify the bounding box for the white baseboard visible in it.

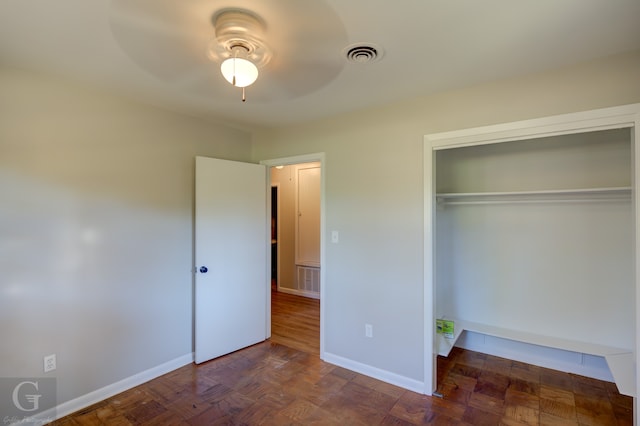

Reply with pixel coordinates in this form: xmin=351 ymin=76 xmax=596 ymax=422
xmin=322 ymin=351 xmax=424 ymax=394
xmin=28 ymin=352 xmax=193 ymax=425
xmin=456 ymin=331 xmax=614 ymax=382
xmin=276 ymin=286 xmax=320 ymax=300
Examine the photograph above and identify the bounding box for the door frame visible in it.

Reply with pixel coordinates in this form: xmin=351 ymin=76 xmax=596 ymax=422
xmin=260 ymin=153 xmax=326 ymax=357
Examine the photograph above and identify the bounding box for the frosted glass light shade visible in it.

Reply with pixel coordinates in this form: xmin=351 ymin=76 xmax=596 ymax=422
xmin=220 ymin=57 xmax=258 ymax=87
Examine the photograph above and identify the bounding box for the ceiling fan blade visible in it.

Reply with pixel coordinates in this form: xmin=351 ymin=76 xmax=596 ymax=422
xmin=109 ymin=0 xmax=215 ymax=83
xmin=108 ymin=0 xmax=349 ymax=101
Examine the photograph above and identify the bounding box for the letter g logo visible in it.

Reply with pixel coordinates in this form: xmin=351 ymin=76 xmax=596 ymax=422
xmin=12 ymin=381 xmax=41 ymax=412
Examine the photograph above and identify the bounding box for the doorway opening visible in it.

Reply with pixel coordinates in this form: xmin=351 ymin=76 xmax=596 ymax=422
xmin=269 ymin=162 xmax=321 ymax=354
xmin=261 ymin=153 xmax=325 ymax=356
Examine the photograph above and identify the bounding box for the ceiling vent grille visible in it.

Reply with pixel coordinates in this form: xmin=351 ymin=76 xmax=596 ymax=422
xmin=343 ymin=43 xmax=383 ymax=64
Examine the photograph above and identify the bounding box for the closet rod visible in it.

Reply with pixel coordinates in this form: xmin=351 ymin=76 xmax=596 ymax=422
xmin=438 ymin=197 xmax=631 ymax=206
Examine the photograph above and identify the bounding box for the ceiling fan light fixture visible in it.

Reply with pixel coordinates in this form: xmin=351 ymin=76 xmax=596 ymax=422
xmin=220 ymin=49 xmax=258 ymax=88
xmin=211 ymin=9 xmax=272 ymax=101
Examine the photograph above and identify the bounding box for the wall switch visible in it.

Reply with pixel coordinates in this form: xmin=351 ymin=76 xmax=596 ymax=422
xmin=365 ymin=324 xmax=373 ymax=338
xmin=331 ymin=231 xmax=339 ymax=243
xmin=44 ymin=354 xmax=56 ymax=373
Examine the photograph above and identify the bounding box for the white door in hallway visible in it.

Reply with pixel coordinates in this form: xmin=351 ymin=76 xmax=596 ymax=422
xmin=194 ymin=156 xmax=268 ymax=364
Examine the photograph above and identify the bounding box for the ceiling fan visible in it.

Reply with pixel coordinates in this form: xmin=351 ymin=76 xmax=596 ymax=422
xmin=208 ymin=9 xmax=272 ymax=101
xmin=108 ymin=0 xmax=349 ymax=103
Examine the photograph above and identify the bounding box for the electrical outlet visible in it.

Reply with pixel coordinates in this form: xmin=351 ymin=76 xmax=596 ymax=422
xmin=365 ymin=324 xmax=373 ymax=338
xmin=44 ymin=354 xmax=56 ymax=373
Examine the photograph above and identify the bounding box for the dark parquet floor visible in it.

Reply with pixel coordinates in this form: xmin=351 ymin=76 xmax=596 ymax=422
xmin=53 ymin=290 xmax=632 ymax=425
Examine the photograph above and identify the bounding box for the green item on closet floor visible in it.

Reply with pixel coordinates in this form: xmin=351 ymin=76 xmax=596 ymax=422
xmin=436 ymin=319 xmax=455 ymax=339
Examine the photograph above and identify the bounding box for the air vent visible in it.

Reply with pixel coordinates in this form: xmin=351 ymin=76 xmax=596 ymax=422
xmin=343 ymin=43 xmax=383 ymax=64
xmin=297 ymin=266 xmax=320 ymax=294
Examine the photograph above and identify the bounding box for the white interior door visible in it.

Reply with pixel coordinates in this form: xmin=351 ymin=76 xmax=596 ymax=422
xmin=195 ymin=156 xmax=268 ymax=364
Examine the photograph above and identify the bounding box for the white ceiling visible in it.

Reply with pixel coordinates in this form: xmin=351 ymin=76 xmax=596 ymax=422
xmin=1 ymin=0 xmax=639 ymax=130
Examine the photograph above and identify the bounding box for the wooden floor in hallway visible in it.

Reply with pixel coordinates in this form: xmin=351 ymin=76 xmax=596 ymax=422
xmin=53 ymin=290 xmax=632 ymax=425
xmin=269 ymin=288 xmax=320 ymax=355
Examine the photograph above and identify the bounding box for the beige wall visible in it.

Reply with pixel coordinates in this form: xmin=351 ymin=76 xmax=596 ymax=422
xmin=0 ymin=66 xmax=252 ymax=405
xmin=252 ymin=49 xmax=640 ymax=383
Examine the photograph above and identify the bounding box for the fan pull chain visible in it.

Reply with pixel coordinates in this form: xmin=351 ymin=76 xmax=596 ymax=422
xmin=242 ymin=87 xmax=246 ymax=102
xmin=232 ymin=49 xmax=238 ymax=87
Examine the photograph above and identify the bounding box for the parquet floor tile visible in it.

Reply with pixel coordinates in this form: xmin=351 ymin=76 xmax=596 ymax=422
xmin=53 ymin=290 xmax=633 ymax=425
xmin=505 ymin=388 xmax=539 ymax=411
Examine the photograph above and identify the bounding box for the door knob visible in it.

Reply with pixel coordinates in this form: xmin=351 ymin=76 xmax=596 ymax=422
xmin=199 ymin=266 xmax=208 ymax=273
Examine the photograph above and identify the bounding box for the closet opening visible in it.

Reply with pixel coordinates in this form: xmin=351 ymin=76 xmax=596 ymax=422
xmin=424 ymin=104 xmax=640 ymax=402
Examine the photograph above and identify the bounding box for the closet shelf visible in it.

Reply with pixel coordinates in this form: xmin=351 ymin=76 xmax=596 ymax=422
xmin=436 ymin=187 xmax=631 ymax=205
